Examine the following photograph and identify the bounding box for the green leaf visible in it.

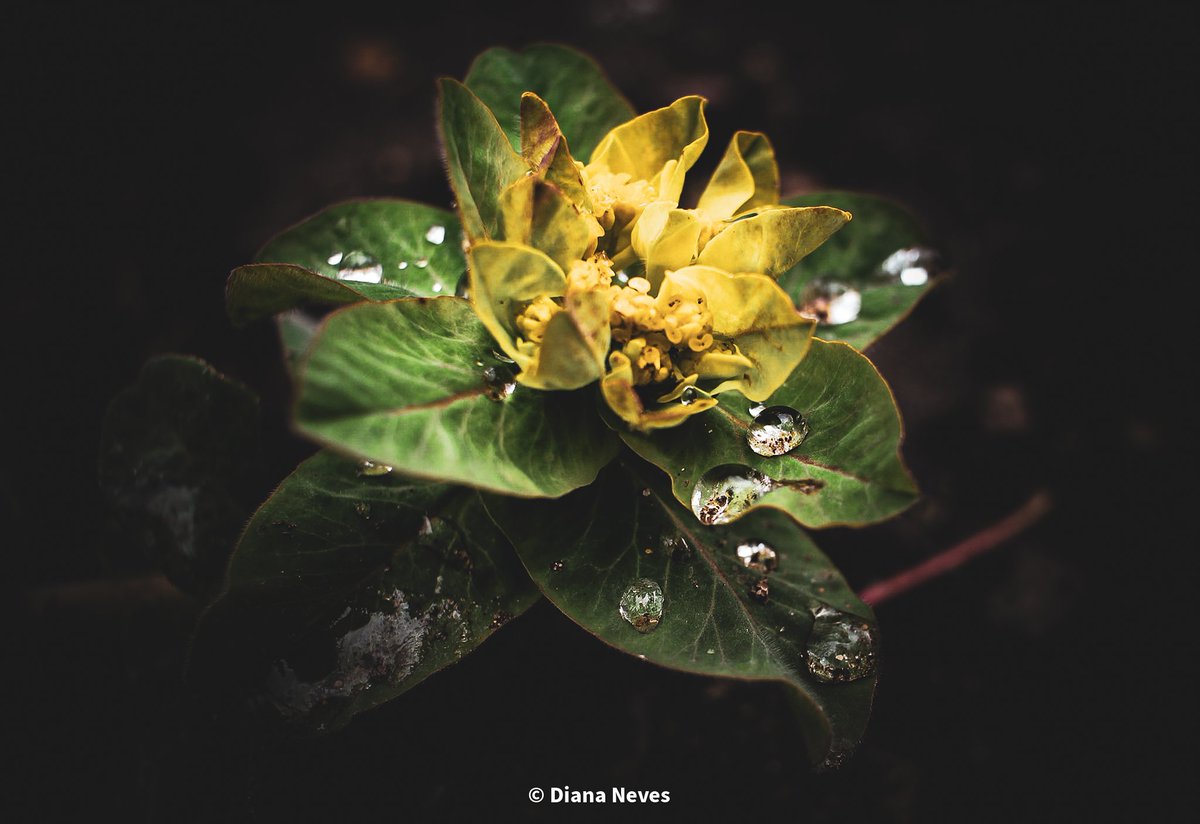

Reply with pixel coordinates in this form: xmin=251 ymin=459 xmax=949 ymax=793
xmin=779 ymin=192 xmax=939 ymax=350
xmin=226 ymin=264 xmax=403 ymax=327
xmin=248 ymin=197 xmax=463 ymax=298
xmin=465 ymin=44 xmax=636 ymax=159
xmin=294 ymin=296 xmax=619 ymax=498
xmin=99 ymin=355 xmax=261 ymax=594
xmin=190 ymin=450 xmax=539 ymax=730
xmin=438 ymin=78 xmax=530 ymax=240
xmin=620 ymin=338 xmax=917 ymax=529
xmin=485 ymin=462 xmax=879 ymax=766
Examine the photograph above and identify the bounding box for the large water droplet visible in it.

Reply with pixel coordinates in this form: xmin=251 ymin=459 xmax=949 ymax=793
xmin=680 ymin=385 xmax=700 ymax=405
xmin=747 ymin=405 xmax=809 ymax=457
xmin=879 ymin=246 xmax=940 ymax=287
xmin=691 ymin=465 xmax=777 ymax=525
xmin=736 ymin=541 xmax=778 ymax=572
xmin=336 ymin=250 xmax=383 ymax=284
xmin=357 ymin=459 xmax=393 ymax=477
xmin=482 ymin=364 xmax=517 ymax=401
xmin=618 ymin=578 xmax=664 ymax=633
xmin=414 ymin=256 xmax=430 ymax=269
xmin=805 ymin=605 xmax=878 ymax=683
xmin=798 ymin=279 xmax=862 ymax=326
xmin=425 ymin=224 xmax=446 ymax=245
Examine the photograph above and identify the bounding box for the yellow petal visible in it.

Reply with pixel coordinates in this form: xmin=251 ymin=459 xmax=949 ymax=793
xmin=660 ymin=266 xmax=814 ymax=400
xmin=523 ymin=288 xmax=610 ymax=390
xmin=467 ymin=241 xmax=566 ymax=369
xmin=696 ymin=206 xmax=851 ymax=278
xmin=629 ymin=203 xmax=703 ymax=288
xmin=589 ymin=96 xmax=709 ymax=206
xmin=696 ymin=131 xmax=779 ymax=221
xmin=497 ymin=176 xmax=595 ymax=272
xmin=601 ymin=351 xmax=717 ymax=431
xmin=519 ymin=93 xmax=593 ymax=211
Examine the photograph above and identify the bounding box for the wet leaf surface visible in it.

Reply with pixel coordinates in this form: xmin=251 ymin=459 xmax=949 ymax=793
xmin=486 ymin=462 xmax=878 ymax=765
xmin=98 ymin=355 xmax=261 ymax=594
xmin=190 ymin=450 xmax=539 ymax=731
xmin=779 ymin=192 xmax=938 ymax=350
xmin=620 ymin=338 xmax=917 ymax=528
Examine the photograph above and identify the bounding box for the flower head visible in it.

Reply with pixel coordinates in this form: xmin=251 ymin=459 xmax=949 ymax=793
xmin=465 ymin=91 xmax=851 ymax=431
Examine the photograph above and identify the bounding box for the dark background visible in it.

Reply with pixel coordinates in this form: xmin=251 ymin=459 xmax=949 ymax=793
xmin=7 ymin=3 xmax=1195 ymax=820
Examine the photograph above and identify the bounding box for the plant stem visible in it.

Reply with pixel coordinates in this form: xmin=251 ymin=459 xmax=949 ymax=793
xmin=859 ymin=491 xmax=1054 ymax=607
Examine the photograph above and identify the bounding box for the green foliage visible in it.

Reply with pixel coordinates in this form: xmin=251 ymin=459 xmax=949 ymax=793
xmin=99 ymin=356 xmax=261 ymax=594
xmin=485 ymin=464 xmax=878 ymax=766
xmin=779 ymin=192 xmax=939 ymax=350
xmin=191 ymin=451 xmax=539 ymax=730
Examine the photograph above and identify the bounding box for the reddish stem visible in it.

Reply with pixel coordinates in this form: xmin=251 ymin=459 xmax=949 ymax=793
xmin=859 ymin=491 xmax=1054 ymax=606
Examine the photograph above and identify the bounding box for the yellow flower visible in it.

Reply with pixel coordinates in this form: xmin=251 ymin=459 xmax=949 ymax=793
xmin=465 ymin=92 xmax=846 ymax=431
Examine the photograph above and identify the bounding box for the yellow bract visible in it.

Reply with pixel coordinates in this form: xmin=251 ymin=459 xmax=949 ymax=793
xmin=463 ymin=92 xmax=844 ymax=430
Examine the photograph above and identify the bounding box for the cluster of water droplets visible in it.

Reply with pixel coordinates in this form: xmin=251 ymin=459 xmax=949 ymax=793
xmin=618 ymin=578 xmax=664 ymax=633
xmin=736 ymin=540 xmax=779 ymax=602
xmin=797 ymin=245 xmax=941 ymax=327
xmin=328 ymin=223 xmax=452 ymax=291
xmin=330 ymin=250 xmax=383 ymax=284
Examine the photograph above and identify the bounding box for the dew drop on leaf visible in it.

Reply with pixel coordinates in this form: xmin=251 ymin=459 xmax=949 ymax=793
xmin=618 ymin=578 xmax=664 ymax=633
xmin=746 ymin=405 xmax=810 ymax=457
xmin=481 ymin=364 xmax=517 ymax=401
xmin=335 ymin=250 xmax=383 ymax=284
xmin=798 ymin=278 xmax=862 ymax=326
xmin=414 ymin=256 xmax=430 ymax=268
xmin=805 ymin=605 xmax=878 ymax=683
xmin=357 ymin=459 xmax=393 ymax=477
xmin=878 ymin=246 xmax=941 ymax=287
xmin=691 ymin=465 xmax=777 ymax=525
xmin=735 ymin=541 xmax=778 ymax=572
xmin=398 ymin=260 xmax=409 ymax=270
xmin=425 ymin=224 xmax=446 ymax=245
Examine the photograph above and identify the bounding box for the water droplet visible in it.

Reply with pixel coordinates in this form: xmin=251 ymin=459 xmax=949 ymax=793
xmin=748 ymin=577 xmax=770 ymax=603
xmin=335 ymin=250 xmax=383 ymax=284
xmin=455 ymin=271 xmax=470 ymax=298
xmin=414 ymin=256 xmax=429 ymax=268
xmin=425 ymin=224 xmax=446 ymax=245
xmin=691 ymin=465 xmax=777 ymax=525
xmin=431 ymin=281 xmax=443 ymax=293
xmin=357 ymin=460 xmax=394 ymax=477
xmin=353 ymin=502 xmax=371 ymax=519
xmin=879 ymin=246 xmax=940 ymax=287
xmin=327 ymin=252 xmax=344 ymax=265
xmin=660 ymin=532 xmax=691 ymax=559
xmin=747 ymin=405 xmax=810 ymax=457
xmin=798 ymin=278 xmax=862 ymax=326
xmin=805 ymin=605 xmax=878 ymax=683
xmin=680 ymin=385 xmax=700 ymax=405
xmin=618 ymin=578 xmax=664 ymax=633
xmin=706 ymin=648 xmax=715 ymax=655
xmin=397 ymin=260 xmax=409 ymax=270
xmin=482 ymin=365 xmax=517 ymax=401
xmin=736 ymin=541 xmax=778 ymax=572
xmin=615 ymin=270 xmax=630 ymax=284
xmin=641 ymin=488 xmax=651 ymax=497
xmin=550 ymin=559 xmax=565 ymax=572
